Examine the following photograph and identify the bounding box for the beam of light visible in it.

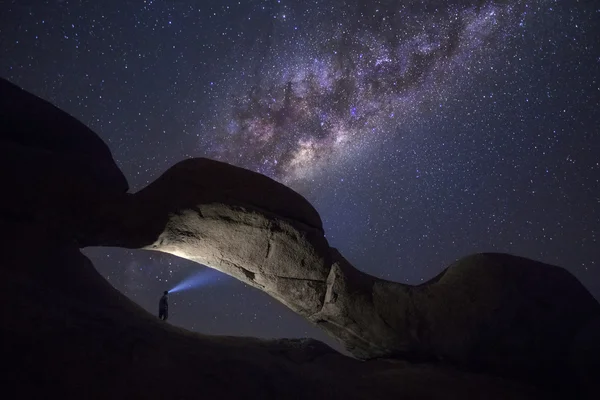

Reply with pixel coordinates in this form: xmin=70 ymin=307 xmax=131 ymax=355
xmin=168 ymin=269 xmax=224 ymax=294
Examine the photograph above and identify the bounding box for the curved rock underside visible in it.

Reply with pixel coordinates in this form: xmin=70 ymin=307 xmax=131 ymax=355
xmin=2 ymin=77 xmax=599 ymax=398
xmin=86 ymin=158 xmax=600 ymax=382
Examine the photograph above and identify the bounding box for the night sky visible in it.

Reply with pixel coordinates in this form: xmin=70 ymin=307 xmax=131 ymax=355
xmin=1 ymin=0 xmax=598 ymax=346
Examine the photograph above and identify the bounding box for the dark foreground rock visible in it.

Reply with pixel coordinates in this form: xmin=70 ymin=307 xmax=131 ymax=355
xmin=0 ymin=77 xmax=128 ymax=236
xmin=1 ymin=77 xmax=598 ymax=399
xmin=1 ymin=227 xmax=546 ymax=399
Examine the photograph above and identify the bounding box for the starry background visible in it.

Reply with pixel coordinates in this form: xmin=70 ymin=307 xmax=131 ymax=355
xmin=1 ymin=0 xmax=598 ymax=345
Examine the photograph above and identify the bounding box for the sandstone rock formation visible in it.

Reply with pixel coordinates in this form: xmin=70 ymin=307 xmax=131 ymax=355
xmin=80 ymin=157 xmax=600 ymax=387
xmin=2 ymin=77 xmax=598 ymax=398
xmin=1 ymin=225 xmax=544 ymax=399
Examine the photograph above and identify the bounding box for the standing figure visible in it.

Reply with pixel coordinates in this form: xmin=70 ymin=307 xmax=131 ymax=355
xmin=159 ymin=291 xmax=169 ymax=321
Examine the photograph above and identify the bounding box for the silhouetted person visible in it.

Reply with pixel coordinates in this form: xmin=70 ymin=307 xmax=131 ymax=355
xmin=159 ymin=291 xmax=169 ymax=321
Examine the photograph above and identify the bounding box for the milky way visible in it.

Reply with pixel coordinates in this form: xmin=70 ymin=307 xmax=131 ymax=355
xmin=203 ymin=0 xmax=524 ymax=184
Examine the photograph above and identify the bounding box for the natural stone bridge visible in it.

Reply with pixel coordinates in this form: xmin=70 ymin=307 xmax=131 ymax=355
xmin=2 ymin=77 xmax=598 ymax=392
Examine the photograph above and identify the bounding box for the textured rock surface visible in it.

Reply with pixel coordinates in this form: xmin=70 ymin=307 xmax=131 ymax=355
xmin=0 ymin=225 xmax=545 ymax=399
xmin=82 ymin=156 xmax=600 ymax=390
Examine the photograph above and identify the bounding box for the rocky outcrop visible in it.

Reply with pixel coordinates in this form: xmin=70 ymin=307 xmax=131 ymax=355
xmin=2 ymin=77 xmax=598 ymax=398
xmin=0 ymin=77 xmax=128 ymax=236
xmin=0 ymin=78 xmax=127 ymax=192
xmin=78 ymin=156 xmax=600 ymax=388
xmin=1 ymin=224 xmax=544 ymax=399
